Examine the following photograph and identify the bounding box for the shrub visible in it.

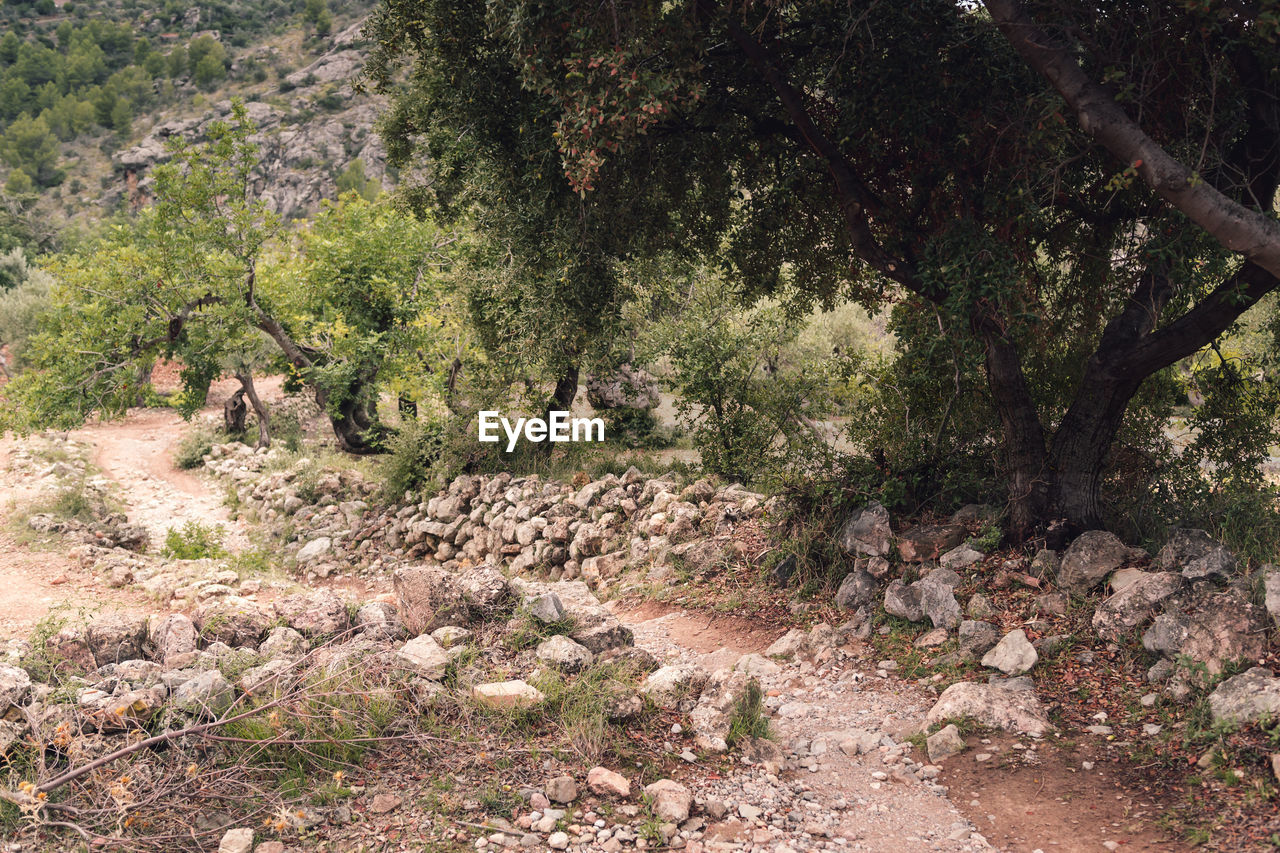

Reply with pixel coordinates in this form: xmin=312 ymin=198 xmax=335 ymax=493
xmin=163 ymin=520 xmax=227 ymax=560
xmin=173 ymin=425 xmax=219 ymax=469
xmin=378 ymin=417 xmax=444 ymax=501
xmin=726 ymin=679 xmax=770 ymax=747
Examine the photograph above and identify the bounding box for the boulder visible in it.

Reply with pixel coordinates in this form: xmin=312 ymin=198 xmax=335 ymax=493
xmin=86 ymin=612 xmax=148 ymax=666
xmin=688 ymin=669 xmax=752 ymax=753
xmin=259 ymin=626 xmax=308 ymax=660
xmin=527 ymin=593 xmax=566 ymax=624
xmin=510 ymin=579 xmax=633 ymax=653
xmin=1057 ymin=530 xmax=1134 ymax=593
xmin=642 ymin=664 xmax=708 ymax=710
xmin=918 ymin=569 xmax=962 ymax=629
xmin=837 ymin=502 xmax=892 ymax=557
xmin=536 ymin=635 xmax=594 ymax=673
xmin=883 ymin=580 xmax=924 ymax=623
xmin=296 ymin=537 xmax=332 ymax=563
xmin=195 ymin=596 xmax=271 ymax=648
xmin=586 ymin=766 xmax=631 ymax=798
xmin=925 ymin=681 xmax=1052 ymax=737
xmin=897 ymin=523 xmax=967 ymax=562
xmin=957 ymin=621 xmax=1000 ymax=659
xmin=834 ymin=569 xmax=877 ymax=610
xmin=151 ymin=613 xmax=198 ymax=667
xmin=395 ymin=635 xmax=450 ymax=680
xmin=1141 ymin=586 xmax=1267 ymax=675
xmin=1092 ymin=571 xmax=1182 ymax=642
xmin=457 ymin=565 xmax=514 ymax=621
xmin=1155 ymin=528 xmax=1235 ymax=581
xmin=0 ymin=664 xmax=32 ymax=711
xmin=1262 ymin=564 xmax=1280 ymax=629
xmin=172 ymin=671 xmax=235 ymax=718
xmin=353 ymin=601 xmax=404 ymax=638
xmin=472 ymin=680 xmax=544 ymax=708
xmin=981 ymin=629 xmax=1038 ymax=676
xmin=765 ymin=629 xmax=808 ymax=659
xmin=272 ymin=590 xmax=350 ymax=637
xmin=926 ymin=723 xmax=966 ymax=762
xmin=393 ymin=566 xmax=470 ymax=634
xmin=1208 ymin=667 xmax=1280 ymax=725
xmin=940 ymin=543 xmax=984 ymax=570
xmin=643 ymin=779 xmax=692 ymax=823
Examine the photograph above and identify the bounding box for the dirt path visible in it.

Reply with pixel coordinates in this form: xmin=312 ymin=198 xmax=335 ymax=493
xmin=617 ymin=605 xmax=1188 ymax=853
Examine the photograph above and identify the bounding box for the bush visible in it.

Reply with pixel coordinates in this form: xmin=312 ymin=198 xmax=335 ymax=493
xmin=379 ymin=417 xmax=444 ymax=501
xmin=173 ymin=425 xmax=220 ymax=469
xmin=163 ymin=520 xmax=227 ymax=560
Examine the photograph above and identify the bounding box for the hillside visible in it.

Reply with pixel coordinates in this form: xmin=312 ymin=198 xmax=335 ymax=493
xmin=0 ymin=0 xmax=385 ymax=247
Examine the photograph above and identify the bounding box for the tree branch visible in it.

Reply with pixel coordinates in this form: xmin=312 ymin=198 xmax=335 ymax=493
xmin=984 ymin=0 xmax=1280 ymax=279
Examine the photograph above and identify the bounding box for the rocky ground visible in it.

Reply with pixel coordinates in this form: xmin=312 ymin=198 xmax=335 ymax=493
xmin=0 ymin=386 xmax=1275 ymax=851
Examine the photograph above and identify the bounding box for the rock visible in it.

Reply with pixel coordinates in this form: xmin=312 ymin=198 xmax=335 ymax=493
xmin=86 ymin=612 xmax=148 ymax=666
xmin=765 ymin=629 xmax=808 ymax=658
xmin=838 ymin=502 xmax=892 ymax=557
xmin=395 ymin=635 xmax=451 ymax=680
xmin=1035 ymin=591 xmax=1070 ymax=616
xmin=688 ymin=669 xmax=752 ymax=753
xmin=926 ymin=724 xmax=966 ymax=762
xmin=369 ymin=793 xmax=402 ymax=814
xmin=457 ymin=565 xmax=514 ymax=621
xmin=0 ymin=664 xmax=32 ymax=711
xmin=957 ymin=621 xmax=1000 ymax=659
xmin=536 ymin=635 xmax=594 ymax=673
xmin=915 ymin=627 xmax=949 ymax=648
xmin=472 ymin=680 xmax=544 ymax=708
xmin=196 ymin=596 xmax=271 ymax=647
xmin=259 ymin=626 xmax=308 ymax=660
xmin=218 ymin=827 xmax=254 ymax=853
xmin=1057 ymin=530 xmax=1133 ymax=593
xmin=587 ymin=766 xmax=631 ymax=798
xmin=918 ymin=569 xmax=963 ymax=629
xmin=296 ymin=537 xmax=332 ymax=563
xmin=548 ymin=831 xmax=570 ymax=850
xmin=925 ymin=682 xmax=1052 ymax=737
xmin=1109 ymin=566 xmax=1149 ymax=591
xmin=883 ymin=580 xmax=924 ymax=622
xmin=643 ymin=779 xmax=692 ymax=823
xmin=982 ymin=629 xmax=1037 ymax=675
xmin=273 ymin=590 xmax=350 ymax=637
xmin=1030 ymin=549 xmax=1061 ymax=579
xmin=897 ymin=524 xmax=967 ymax=563
xmin=1209 ymin=668 xmax=1280 ymax=724
xmin=1092 ymin=572 xmax=1182 ymax=642
xmin=151 ymin=614 xmax=198 ymax=667
xmin=546 ymin=775 xmax=578 ymax=804
xmin=172 ymin=670 xmax=235 ymax=718
xmin=354 ymin=601 xmax=404 ymax=638
xmin=511 ymin=580 xmax=633 ymax=653
xmin=967 ymin=593 xmax=998 ymax=620
xmin=643 ymin=665 xmax=708 ymax=709
xmin=527 ymin=593 xmax=566 ymax=623
xmin=393 ymin=566 xmax=470 ymax=634
xmin=1156 ymin=528 xmax=1235 ymax=580
xmin=1263 ymin=565 xmax=1280 ymax=629
xmin=834 ymin=569 xmax=877 ymax=610
xmin=1141 ymin=586 xmax=1267 ymax=675
xmin=734 ymin=653 xmax=782 ymax=677
xmin=431 ymin=626 xmax=473 ymax=648
xmin=239 ymin=660 xmax=293 ymax=696
xmin=940 ymin=543 xmax=985 ymax=570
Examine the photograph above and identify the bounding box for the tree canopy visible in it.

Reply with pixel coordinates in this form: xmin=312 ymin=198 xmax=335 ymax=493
xmin=368 ymin=0 xmax=1280 ymax=537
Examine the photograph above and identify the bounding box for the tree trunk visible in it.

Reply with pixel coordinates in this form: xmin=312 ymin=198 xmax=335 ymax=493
xmin=223 ymin=389 xmax=247 ymax=434
xmin=236 ymin=371 xmax=271 ymax=448
xmin=976 ymin=318 xmax=1049 ymax=540
xmin=549 ymin=362 xmax=579 ymax=415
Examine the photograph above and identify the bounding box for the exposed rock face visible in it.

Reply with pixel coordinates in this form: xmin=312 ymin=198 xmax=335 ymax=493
xmin=1092 ymin=572 xmax=1182 ymax=642
xmin=838 ymin=502 xmax=892 ymax=557
xmin=896 ymin=524 xmax=967 ymax=563
xmin=1057 ymin=530 xmax=1135 ymax=593
xmin=925 ymin=681 xmax=1051 ymax=737
xmin=1141 ymin=586 xmax=1267 ymax=675
xmin=1155 ymin=528 xmax=1236 ymax=580
xmin=1208 ymin=667 xmax=1280 ymax=724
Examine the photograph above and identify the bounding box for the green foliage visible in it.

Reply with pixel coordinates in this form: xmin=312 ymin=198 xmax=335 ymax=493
xmin=162 ymin=520 xmax=228 ymax=560
xmin=333 ymin=158 xmax=379 ymax=202
xmin=378 ymin=416 xmax=444 ymax=501
xmin=726 ymin=679 xmax=771 ymax=748
xmin=0 ymin=113 xmax=63 ymax=187
xmin=173 ymin=424 xmax=221 ymax=470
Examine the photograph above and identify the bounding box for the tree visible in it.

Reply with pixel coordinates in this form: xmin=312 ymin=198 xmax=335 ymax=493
xmin=370 ymin=0 xmax=1280 ymax=537
xmin=0 ymin=112 xmax=62 ymax=187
